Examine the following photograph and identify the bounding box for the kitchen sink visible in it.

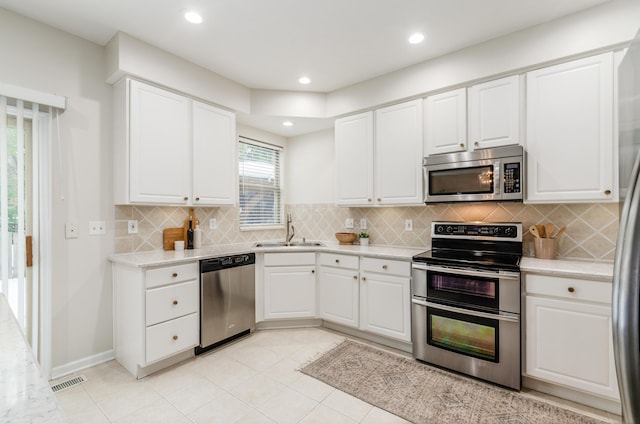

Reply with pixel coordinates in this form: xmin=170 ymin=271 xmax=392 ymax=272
xmin=254 ymin=241 xmax=324 ymax=248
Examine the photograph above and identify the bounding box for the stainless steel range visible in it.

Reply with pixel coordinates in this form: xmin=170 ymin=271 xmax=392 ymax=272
xmin=411 ymin=221 xmax=523 ymax=390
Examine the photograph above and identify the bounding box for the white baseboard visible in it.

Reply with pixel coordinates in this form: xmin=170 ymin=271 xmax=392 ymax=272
xmin=50 ymin=349 xmax=114 ymax=380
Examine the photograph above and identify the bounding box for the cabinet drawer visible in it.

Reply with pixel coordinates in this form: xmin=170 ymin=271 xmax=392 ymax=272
xmin=146 ymin=262 xmax=198 ymax=289
xmin=146 ymin=280 xmax=199 ymax=326
xmin=318 ymin=253 xmax=359 ymax=270
xmin=526 ymin=274 xmax=611 ymax=304
xmin=264 ymin=252 xmax=315 ymax=266
xmin=361 ymin=257 xmax=410 ymax=277
xmin=145 ymin=312 xmax=199 ymax=364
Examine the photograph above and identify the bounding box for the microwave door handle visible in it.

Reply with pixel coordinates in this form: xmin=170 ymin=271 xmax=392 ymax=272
xmin=494 ymin=162 xmax=501 ymax=195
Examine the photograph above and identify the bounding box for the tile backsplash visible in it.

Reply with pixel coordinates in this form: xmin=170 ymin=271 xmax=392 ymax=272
xmin=115 ymin=202 xmax=619 ymax=261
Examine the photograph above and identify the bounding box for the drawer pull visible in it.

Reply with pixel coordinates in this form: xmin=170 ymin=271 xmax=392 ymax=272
xmin=172 ymin=335 xmax=178 ymax=341
xmin=362 ymin=277 xmax=366 ymax=281
xmin=195 ymin=197 xmax=200 ymax=201
xmin=172 ymin=273 xmax=178 ymax=278
xmin=382 ymin=265 xmax=388 ymax=270
xmin=353 ymin=275 xmax=358 ymax=280
xmin=335 ymin=259 xmax=340 ymax=264
xmin=604 ymin=189 xmax=612 ymax=195
xmin=183 ymin=196 xmax=188 ymax=201
xmin=474 ymin=141 xmax=479 ymax=147
xmin=311 ymin=269 xmax=315 ymax=274
xmin=172 ymin=300 xmax=178 ymax=305
xmin=568 ymin=287 xmax=575 ymax=293
xmin=459 ymin=143 xmax=465 ymax=148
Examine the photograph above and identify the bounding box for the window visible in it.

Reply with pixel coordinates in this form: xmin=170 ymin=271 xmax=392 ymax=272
xmin=238 ymin=138 xmax=283 ymax=229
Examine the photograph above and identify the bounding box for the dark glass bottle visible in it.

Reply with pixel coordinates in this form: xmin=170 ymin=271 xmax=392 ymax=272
xmin=186 ymin=218 xmax=194 ymax=249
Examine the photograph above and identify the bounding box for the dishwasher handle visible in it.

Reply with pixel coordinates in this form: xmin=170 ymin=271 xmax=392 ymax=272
xmin=200 ymin=253 xmax=255 ymax=273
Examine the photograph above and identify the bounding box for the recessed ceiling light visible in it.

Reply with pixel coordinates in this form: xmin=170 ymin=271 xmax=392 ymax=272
xmin=408 ymin=33 xmax=425 ymax=44
xmin=184 ymin=11 xmax=203 ymax=24
xmin=283 ymin=121 xmax=293 ymax=127
xmin=298 ymin=77 xmax=311 ymax=85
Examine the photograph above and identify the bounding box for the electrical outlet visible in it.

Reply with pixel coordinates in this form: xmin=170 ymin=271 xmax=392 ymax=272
xmin=89 ymin=221 xmax=106 ymax=235
xmin=345 ymin=218 xmax=354 ymax=229
xmin=209 ymin=218 xmax=217 ymax=230
xmin=65 ymin=222 xmax=78 ymax=239
xmin=405 ymin=219 xmax=413 ymax=231
xmin=360 ymin=218 xmax=367 ymax=230
xmin=127 ymin=220 xmax=138 ymax=234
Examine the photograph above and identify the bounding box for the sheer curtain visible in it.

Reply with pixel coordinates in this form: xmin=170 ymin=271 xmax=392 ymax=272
xmin=0 ymin=83 xmax=64 ymax=376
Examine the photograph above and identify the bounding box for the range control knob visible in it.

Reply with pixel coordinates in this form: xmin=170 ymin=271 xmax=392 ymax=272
xmin=446 ymin=226 xmax=453 ymax=234
xmin=504 ymin=227 xmax=514 ymax=237
xmin=493 ymin=227 xmax=501 ymax=235
xmin=436 ymin=225 xmax=444 ymax=234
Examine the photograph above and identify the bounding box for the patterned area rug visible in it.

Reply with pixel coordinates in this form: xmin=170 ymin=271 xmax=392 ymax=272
xmin=300 ymin=340 xmax=605 ymax=424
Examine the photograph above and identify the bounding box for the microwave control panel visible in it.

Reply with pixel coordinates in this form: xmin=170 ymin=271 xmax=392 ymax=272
xmin=503 ymin=162 xmax=521 ymax=194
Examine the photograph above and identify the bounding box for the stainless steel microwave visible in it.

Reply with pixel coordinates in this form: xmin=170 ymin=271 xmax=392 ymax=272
xmin=423 ymin=145 xmax=524 ymax=203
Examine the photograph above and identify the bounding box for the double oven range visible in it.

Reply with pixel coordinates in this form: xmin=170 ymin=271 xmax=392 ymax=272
xmin=411 ymin=221 xmax=523 ymax=390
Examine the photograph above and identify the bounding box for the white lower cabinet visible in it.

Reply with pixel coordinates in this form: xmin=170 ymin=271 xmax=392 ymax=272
xmin=317 ymin=253 xmax=360 ymax=327
xmin=112 ymin=261 xmax=200 ymax=378
xmin=524 ymin=273 xmax=620 ymax=400
xmin=359 ymin=257 xmax=411 ymax=342
xmin=263 ymin=252 xmax=316 ymax=319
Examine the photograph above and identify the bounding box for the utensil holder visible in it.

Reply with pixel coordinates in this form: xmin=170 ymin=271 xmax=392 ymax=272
xmin=534 ymin=238 xmax=556 ymax=259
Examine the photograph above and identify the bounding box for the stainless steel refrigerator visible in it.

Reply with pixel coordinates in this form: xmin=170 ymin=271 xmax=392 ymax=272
xmin=613 ymin=26 xmax=640 ymax=424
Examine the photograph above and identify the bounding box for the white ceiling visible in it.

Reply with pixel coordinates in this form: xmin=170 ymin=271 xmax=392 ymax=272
xmin=0 ymin=0 xmax=611 ymax=136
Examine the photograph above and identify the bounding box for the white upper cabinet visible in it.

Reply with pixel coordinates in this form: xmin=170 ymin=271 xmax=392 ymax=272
xmin=468 ymin=75 xmax=521 ymax=150
xmin=526 ymin=52 xmax=615 ymax=203
xmin=192 ymin=101 xmax=236 ymax=206
xmin=335 ymin=100 xmax=423 ymax=207
xmin=424 ymin=88 xmax=467 ymax=155
xmin=114 ymin=79 xmax=237 ymax=206
xmin=335 ymin=111 xmax=374 ymax=206
xmin=128 ymin=80 xmax=191 ymax=204
xmin=375 ymin=99 xmax=424 ymax=205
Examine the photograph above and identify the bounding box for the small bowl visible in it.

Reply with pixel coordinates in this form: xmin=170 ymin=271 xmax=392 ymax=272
xmin=335 ymin=232 xmax=357 ymax=245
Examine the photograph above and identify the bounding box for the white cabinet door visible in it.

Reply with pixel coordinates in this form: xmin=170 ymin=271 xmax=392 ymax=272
xmin=129 ymin=80 xmax=190 ymax=204
xmin=318 ymin=266 xmax=359 ymax=327
xmin=526 ymin=52 xmax=615 ymax=203
xmin=264 ymin=266 xmax=316 ymax=319
xmin=468 ymin=75 xmax=521 ymax=150
xmin=424 ymin=88 xmax=467 ymax=155
xmin=360 ymin=272 xmax=411 ymax=341
xmin=335 ymin=112 xmax=374 ymax=206
xmin=375 ymin=99 xmax=424 ymax=205
xmin=192 ymin=101 xmax=237 ymax=206
xmin=525 ymin=295 xmax=619 ymax=400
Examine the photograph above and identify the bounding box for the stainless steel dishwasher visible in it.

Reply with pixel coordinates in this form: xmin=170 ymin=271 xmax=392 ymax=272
xmin=195 ymin=253 xmax=255 ymax=355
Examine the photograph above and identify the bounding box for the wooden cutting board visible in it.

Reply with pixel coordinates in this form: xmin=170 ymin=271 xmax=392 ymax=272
xmin=163 ymin=227 xmax=185 ymax=251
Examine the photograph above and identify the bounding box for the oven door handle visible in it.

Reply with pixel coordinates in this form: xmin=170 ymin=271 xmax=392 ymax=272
xmin=413 ymin=263 xmax=519 ymax=281
xmin=412 ymin=298 xmax=520 ymax=323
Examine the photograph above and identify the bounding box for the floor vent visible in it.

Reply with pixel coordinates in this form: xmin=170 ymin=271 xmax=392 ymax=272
xmin=50 ymin=375 xmax=87 ymax=393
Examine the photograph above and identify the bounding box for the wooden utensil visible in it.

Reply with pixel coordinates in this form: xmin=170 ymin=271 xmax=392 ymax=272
xmin=545 ymin=223 xmax=555 ymax=239
xmin=536 ymin=224 xmax=546 ymax=238
xmin=552 ymin=226 xmax=567 ymax=239
xmin=163 ymin=227 xmax=185 ymax=250
xmin=529 ymin=225 xmax=541 ymax=238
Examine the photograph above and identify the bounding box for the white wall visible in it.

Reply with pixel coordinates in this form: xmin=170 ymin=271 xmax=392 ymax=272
xmin=286 ymin=129 xmax=335 ymax=204
xmin=0 ymin=8 xmax=114 ymax=372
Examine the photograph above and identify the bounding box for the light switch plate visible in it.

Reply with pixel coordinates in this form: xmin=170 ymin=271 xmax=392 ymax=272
xmin=405 ymin=219 xmax=413 ymax=231
xmin=209 ymin=218 xmax=217 ymax=230
xmin=345 ymin=218 xmax=354 ymax=229
xmin=127 ymin=220 xmax=138 ymax=234
xmin=89 ymin=221 xmax=106 ymax=235
xmin=65 ymin=222 xmax=78 ymax=239
xmin=360 ymin=219 xmax=367 ymax=230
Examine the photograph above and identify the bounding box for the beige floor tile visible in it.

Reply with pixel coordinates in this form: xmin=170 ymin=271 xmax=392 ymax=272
xmin=235 ymin=409 xmax=278 ymax=423
xmin=228 ymin=373 xmax=286 ymax=407
xmin=143 ymin=362 xmax=203 ymax=396
xmin=321 ymin=390 xmax=374 ymax=422
xmin=111 ymin=398 xmax=191 ymax=424
xmin=64 ymin=408 xmax=110 ymax=424
xmin=164 ymin=376 xmax=226 ymax=415
xmin=188 ymin=392 xmax=252 ymax=424
xmin=288 ymin=373 xmax=335 ymax=402
xmin=226 ymin=344 xmax=284 ymax=372
xmin=361 ymin=406 xmax=412 ymax=424
xmin=198 ymin=355 xmax=259 ymax=390
xmin=96 ymin=381 xmax=161 ymax=422
xmin=259 ymin=357 xmax=304 ymax=386
xmin=257 ymin=386 xmax=318 ymax=424
xmin=299 ymin=404 xmax=358 ymax=424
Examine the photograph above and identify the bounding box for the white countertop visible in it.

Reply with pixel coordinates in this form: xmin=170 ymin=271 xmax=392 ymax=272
xmin=520 ymin=256 xmax=614 ymax=280
xmin=0 ymin=294 xmax=67 ymax=423
xmin=109 ymin=241 xmax=427 ymax=268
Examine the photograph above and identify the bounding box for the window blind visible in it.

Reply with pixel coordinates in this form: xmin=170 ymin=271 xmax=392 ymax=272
xmin=238 ymin=138 xmax=283 ymax=229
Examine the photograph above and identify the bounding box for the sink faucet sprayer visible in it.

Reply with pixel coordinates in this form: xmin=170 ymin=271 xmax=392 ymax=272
xmin=286 ymin=213 xmax=295 ymax=245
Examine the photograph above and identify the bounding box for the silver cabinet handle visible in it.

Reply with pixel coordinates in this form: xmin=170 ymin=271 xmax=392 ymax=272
xmin=411 ymin=298 xmax=519 ymax=323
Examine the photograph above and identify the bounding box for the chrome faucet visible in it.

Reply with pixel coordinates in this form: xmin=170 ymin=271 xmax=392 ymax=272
xmin=286 ymin=213 xmax=295 ymax=245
